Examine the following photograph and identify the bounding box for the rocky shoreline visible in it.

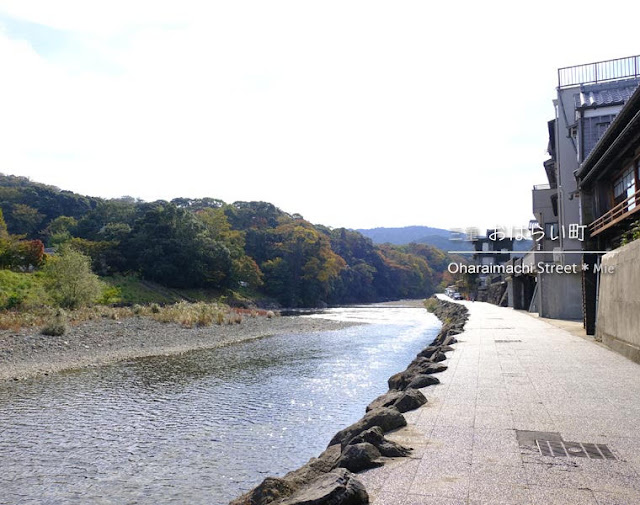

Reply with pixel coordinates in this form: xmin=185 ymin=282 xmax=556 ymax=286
xmin=230 ymin=297 xmax=469 ymax=505
xmin=0 ymin=315 xmax=359 ymax=381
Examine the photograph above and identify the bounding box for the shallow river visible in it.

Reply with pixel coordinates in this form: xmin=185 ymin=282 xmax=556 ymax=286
xmin=0 ymin=306 xmax=440 ymax=505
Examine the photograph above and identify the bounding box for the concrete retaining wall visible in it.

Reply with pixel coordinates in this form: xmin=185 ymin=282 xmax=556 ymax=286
xmin=597 ymin=239 xmax=640 ymax=363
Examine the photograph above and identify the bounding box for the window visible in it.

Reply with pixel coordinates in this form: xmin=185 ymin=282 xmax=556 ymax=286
xmin=569 ymin=124 xmax=578 ymax=139
xmin=596 ymin=121 xmax=611 ymax=139
xmin=613 ymin=164 xmax=636 ymax=210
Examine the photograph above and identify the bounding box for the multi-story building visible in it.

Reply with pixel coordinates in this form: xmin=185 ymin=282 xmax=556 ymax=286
xmin=576 ymin=80 xmax=640 ymax=337
xmin=531 ymin=55 xmax=640 ymax=322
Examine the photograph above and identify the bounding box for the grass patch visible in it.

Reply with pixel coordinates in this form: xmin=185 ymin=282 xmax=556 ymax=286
xmin=103 ymin=275 xmax=183 ymax=305
xmin=172 ymin=288 xmax=222 ymax=303
xmin=0 ymin=270 xmax=49 ymax=310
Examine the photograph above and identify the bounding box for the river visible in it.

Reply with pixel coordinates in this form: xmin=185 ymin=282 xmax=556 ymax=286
xmin=0 ymin=305 xmax=440 ymax=505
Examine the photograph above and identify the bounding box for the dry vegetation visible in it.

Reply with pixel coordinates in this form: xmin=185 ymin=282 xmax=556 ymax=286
xmin=423 ymin=297 xmax=438 ymax=313
xmin=0 ymin=301 xmax=278 ymax=333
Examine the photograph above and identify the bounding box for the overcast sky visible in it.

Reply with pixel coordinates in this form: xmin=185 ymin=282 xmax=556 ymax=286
xmin=0 ymin=1 xmax=638 ymax=231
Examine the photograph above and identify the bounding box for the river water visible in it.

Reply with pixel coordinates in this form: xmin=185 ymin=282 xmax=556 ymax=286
xmin=0 ymin=306 xmax=439 ymax=505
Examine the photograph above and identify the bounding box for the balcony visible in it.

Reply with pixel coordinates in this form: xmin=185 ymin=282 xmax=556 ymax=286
xmin=558 ymin=55 xmax=640 ymax=89
xmin=589 ymin=187 xmax=640 ymax=236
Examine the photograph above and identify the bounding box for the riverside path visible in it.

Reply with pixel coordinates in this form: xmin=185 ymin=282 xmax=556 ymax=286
xmin=359 ymin=299 xmax=640 ymax=505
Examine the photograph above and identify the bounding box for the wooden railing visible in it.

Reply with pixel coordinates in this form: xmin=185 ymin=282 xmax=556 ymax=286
xmin=589 ymin=187 xmax=640 ymax=236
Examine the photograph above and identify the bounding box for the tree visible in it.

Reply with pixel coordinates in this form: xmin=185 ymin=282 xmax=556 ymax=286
xmin=75 ymin=199 xmax=136 ymax=240
xmin=262 ymin=222 xmax=345 ymax=306
xmin=0 ymin=209 xmax=45 ymax=270
xmin=0 ymin=208 xmax=14 ymax=268
xmin=197 ymin=207 xmax=263 ymax=288
xmin=16 ymin=240 xmax=45 ymax=269
xmin=121 ymin=203 xmax=232 ymax=288
xmin=68 ymin=237 xmax=120 ymax=276
xmin=0 ymin=208 xmax=8 ymax=240
xmin=42 ymin=247 xmax=103 ymax=308
xmin=43 ymin=216 xmax=78 ymax=247
xmin=9 ymin=204 xmax=44 ymax=236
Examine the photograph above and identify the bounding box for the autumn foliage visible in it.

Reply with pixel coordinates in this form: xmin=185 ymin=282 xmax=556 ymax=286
xmin=0 ymin=174 xmax=459 ymax=307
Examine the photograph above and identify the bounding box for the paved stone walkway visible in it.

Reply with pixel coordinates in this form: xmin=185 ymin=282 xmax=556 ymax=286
xmin=359 ymin=300 xmax=640 ymax=504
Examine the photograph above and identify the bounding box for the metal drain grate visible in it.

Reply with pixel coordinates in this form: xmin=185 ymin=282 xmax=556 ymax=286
xmin=536 ymin=439 xmax=616 ymax=460
xmin=495 ymin=339 xmax=522 ymax=343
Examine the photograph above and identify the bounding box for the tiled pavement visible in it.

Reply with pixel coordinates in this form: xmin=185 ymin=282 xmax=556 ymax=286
xmin=359 ymin=300 xmax=640 ymax=505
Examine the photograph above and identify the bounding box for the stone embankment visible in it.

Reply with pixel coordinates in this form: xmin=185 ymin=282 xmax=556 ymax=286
xmin=230 ymin=297 xmax=468 ymax=505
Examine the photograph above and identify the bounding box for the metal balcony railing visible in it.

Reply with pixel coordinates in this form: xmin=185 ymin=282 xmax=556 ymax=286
xmin=558 ymin=55 xmax=640 ymax=89
xmin=589 ymin=187 xmax=640 ymax=236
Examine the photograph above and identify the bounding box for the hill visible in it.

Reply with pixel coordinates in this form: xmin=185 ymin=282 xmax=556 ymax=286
xmin=0 ymin=174 xmax=462 ymax=308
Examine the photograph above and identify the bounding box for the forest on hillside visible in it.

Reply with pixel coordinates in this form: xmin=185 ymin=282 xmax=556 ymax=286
xmin=0 ymin=174 xmax=461 ymax=308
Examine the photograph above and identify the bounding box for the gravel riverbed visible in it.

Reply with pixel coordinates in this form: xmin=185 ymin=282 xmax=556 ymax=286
xmin=0 ymin=315 xmax=359 ymax=381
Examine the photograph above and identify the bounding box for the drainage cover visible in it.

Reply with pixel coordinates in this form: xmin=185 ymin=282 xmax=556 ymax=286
xmin=495 ymin=339 xmax=522 ymax=343
xmin=536 ymin=439 xmax=616 ymax=460
xmin=516 ymin=430 xmax=616 ymax=461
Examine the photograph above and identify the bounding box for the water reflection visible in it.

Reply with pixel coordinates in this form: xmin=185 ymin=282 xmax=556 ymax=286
xmin=0 ymin=307 xmax=439 ymax=504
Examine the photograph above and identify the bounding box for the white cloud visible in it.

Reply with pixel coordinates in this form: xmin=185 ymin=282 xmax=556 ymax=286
xmin=0 ymin=0 xmax=639 ymax=230
xmin=0 ymin=0 xmax=194 ymax=34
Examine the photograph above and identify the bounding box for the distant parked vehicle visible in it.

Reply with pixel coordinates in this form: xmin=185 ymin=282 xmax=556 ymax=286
xmin=444 ymin=286 xmax=457 ymax=298
xmin=452 ymin=292 xmax=463 ymax=300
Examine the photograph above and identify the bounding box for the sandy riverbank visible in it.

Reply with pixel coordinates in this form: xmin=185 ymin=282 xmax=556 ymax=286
xmin=0 ymin=314 xmax=360 ymax=381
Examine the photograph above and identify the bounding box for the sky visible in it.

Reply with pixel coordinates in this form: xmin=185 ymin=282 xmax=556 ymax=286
xmin=0 ymin=1 xmax=638 ymax=232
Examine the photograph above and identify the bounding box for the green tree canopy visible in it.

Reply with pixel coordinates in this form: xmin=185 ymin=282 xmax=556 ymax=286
xmin=121 ymin=203 xmax=232 ymax=288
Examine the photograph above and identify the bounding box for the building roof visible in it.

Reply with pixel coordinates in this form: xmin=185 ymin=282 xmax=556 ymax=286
xmin=576 ymin=84 xmax=640 ymax=185
xmin=573 ymin=79 xmax=640 ymax=109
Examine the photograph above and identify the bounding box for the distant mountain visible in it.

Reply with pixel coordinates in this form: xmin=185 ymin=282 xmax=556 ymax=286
xmin=357 ymin=226 xmax=532 ymax=253
xmin=357 ymin=226 xmax=472 ymax=252
xmin=355 ymin=226 xmax=451 ymax=244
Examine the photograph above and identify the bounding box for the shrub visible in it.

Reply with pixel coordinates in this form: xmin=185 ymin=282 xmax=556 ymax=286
xmin=42 ymin=247 xmax=102 ymax=309
xmin=41 ymin=309 xmax=68 ymax=336
xmin=621 ymin=219 xmax=640 ymax=246
xmin=97 ymin=285 xmax=121 ymax=305
xmin=196 ymin=305 xmax=214 ymax=327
